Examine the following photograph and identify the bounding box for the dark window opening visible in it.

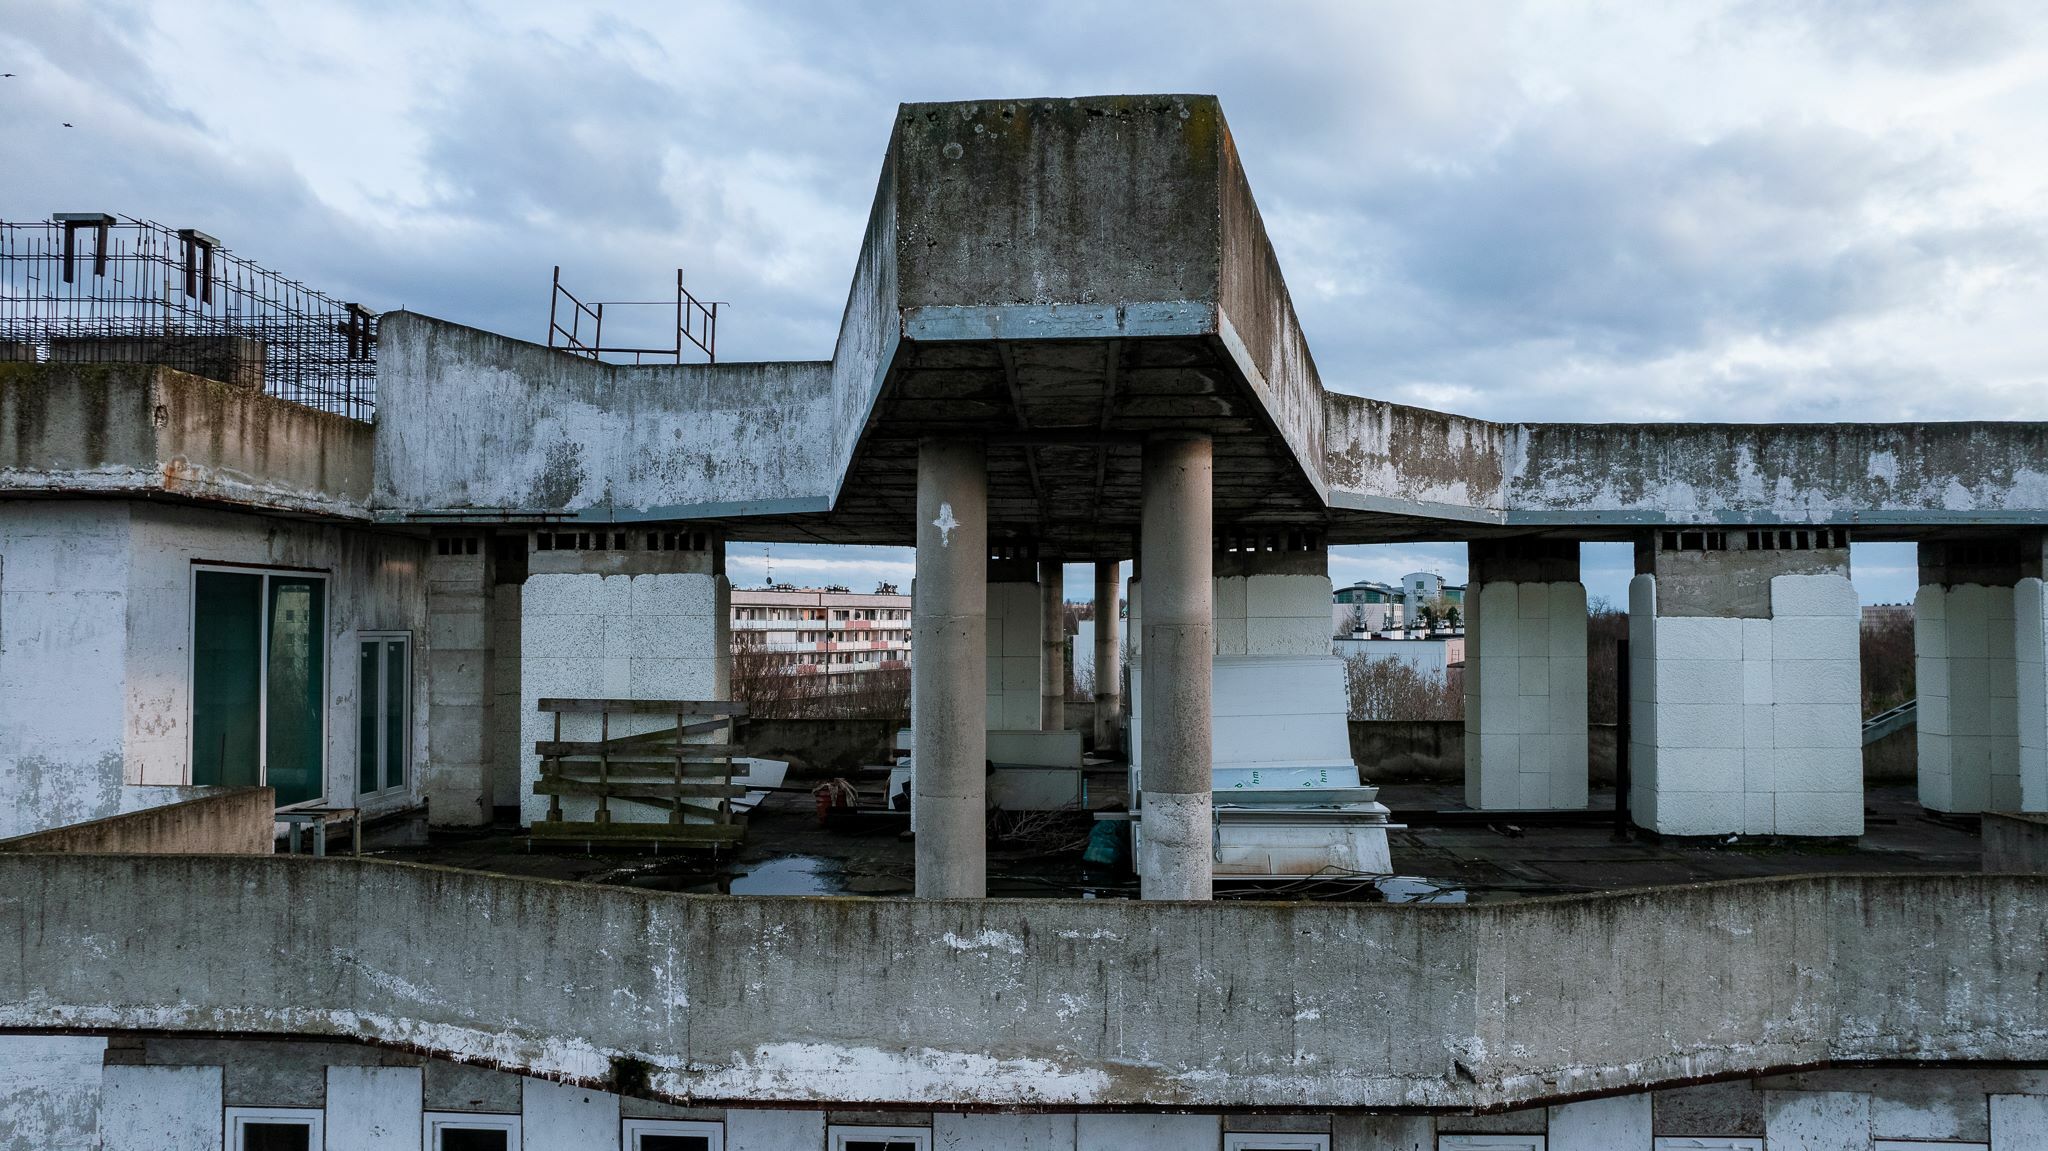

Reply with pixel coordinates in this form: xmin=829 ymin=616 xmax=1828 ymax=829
xmin=439 ymin=1129 xmax=510 ymax=1151
xmin=242 ymin=1123 xmax=312 ymax=1151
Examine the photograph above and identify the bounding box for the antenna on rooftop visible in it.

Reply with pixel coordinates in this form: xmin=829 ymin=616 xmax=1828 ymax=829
xmin=764 ymin=544 xmax=773 ymax=586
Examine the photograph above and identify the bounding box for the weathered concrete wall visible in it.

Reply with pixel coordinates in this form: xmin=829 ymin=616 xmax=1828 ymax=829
xmin=372 ymin=313 xmax=836 ymax=520
xmin=9 ymin=857 xmax=2048 ymax=1112
xmin=0 ymin=1035 xmax=104 ymax=1151
xmin=426 ymin=535 xmax=494 ymax=826
xmin=1323 ymin=394 xmax=1506 ymax=522
xmin=1506 ymin=421 xmax=2048 ymax=526
xmin=0 ymin=499 xmax=428 ymax=838
xmin=1986 ymin=812 xmax=2048 ymax=872
xmin=0 ymin=362 xmax=372 ymax=518
xmin=0 ymin=786 xmax=272 ymax=853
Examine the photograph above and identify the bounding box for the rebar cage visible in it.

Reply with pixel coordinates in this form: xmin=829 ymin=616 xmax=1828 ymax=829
xmin=0 ymin=215 xmax=378 ymax=421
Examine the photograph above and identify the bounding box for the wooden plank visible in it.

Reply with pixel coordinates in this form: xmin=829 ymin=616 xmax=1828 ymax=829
xmin=533 ymin=779 xmax=747 ymax=799
xmin=537 ymin=698 xmax=748 ymax=716
xmin=529 ymin=821 xmax=746 ymax=845
xmin=535 ymin=742 xmax=744 ymax=759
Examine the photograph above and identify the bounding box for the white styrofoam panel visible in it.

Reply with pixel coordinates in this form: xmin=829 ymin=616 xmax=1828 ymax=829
xmin=1213 ymin=575 xmax=1249 ymax=621
xmin=1479 ymin=584 xmax=1521 ymax=658
xmin=1742 ymin=661 xmax=1774 ymax=706
xmin=1775 ymin=747 xmax=1865 ymax=793
xmin=1744 ymin=791 xmax=1776 ymax=834
xmin=1513 ymin=768 xmax=1550 ymax=808
xmin=1549 ymin=586 xmax=1589 ymax=652
xmin=1517 ymin=582 xmax=1551 ymax=619
xmin=1658 ymin=616 xmax=1744 ymax=663
xmin=1773 ymin=790 xmax=1865 ymax=836
xmin=100 ymin=1065 xmax=222 ymax=1151
xmin=1660 ymin=660 xmax=1744 ymax=706
xmin=1518 ymin=656 xmax=1552 ymax=697
xmin=1772 ymin=704 xmax=1862 ymax=750
xmin=1649 ymin=789 xmax=1743 ymax=836
xmin=1210 ymin=657 xmax=1348 ymax=716
xmin=1919 ymin=655 xmax=1953 ymax=702
xmin=521 ymin=656 xmax=606 ymax=698
xmin=1771 ymin=616 xmax=1860 ymax=663
xmin=1742 ymin=616 xmax=1775 ymax=663
xmin=1516 ymin=612 xmax=1551 ymax=657
xmin=627 ymin=573 xmax=719 ymax=619
xmin=1515 ymin=694 xmax=1552 ymax=735
xmin=1657 ymin=703 xmax=1747 ymax=749
xmin=1215 ymin=616 xmax=1249 ymax=657
xmin=1657 ymin=746 xmax=1745 ymax=793
xmin=1654 ymin=1140 xmax=1765 ymax=1150
xmin=1744 ymin=746 xmax=1775 ymax=793
xmin=1002 ymin=655 xmax=1040 ymax=694
xmin=1246 ymin=615 xmax=1336 ymax=657
xmin=1247 ymin=573 xmax=1332 ymax=619
xmin=1436 ymin=1134 xmax=1546 ymax=1150
xmin=1772 ymin=659 xmax=1861 ymax=706
xmin=1550 ymin=657 xmax=1589 ymax=703
xmin=1770 ymin=574 xmax=1859 ymax=618
xmin=326 ymin=1065 xmax=423 ymax=1151
xmin=625 ymin=657 xmax=721 ymax=701
xmin=1480 ymin=657 xmax=1521 ymax=707
xmin=1920 ymin=693 xmax=1952 ymax=736
xmin=1550 ymin=739 xmax=1590 ymax=808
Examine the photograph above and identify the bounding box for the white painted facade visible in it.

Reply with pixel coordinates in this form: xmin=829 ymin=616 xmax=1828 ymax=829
xmin=1629 ymin=573 xmax=1864 ymax=837
xmin=15 ymin=1034 xmax=2048 ymax=1151
xmin=0 ymin=500 xmax=429 ymax=840
xmin=1918 ymin=583 xmax=2023 ymax=813
xmin=1463 ymin=581 xmax=1589 ymax=810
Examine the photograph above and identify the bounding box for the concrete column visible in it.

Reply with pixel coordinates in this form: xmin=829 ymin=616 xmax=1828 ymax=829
xmin=1463 ymin=539 xmax=1589 ymax=810
xmin=425 ymin=530 xmax=494 ymax=827
xmin=1093 ymin=560 xmax=1122 ymax=755
xmin=1917 ymin=538 xmax=2026 ymax=813
xmin=1138 ymin=432 xmax=1213 ymax=900
xmin=1040 ymin=560 xmax=1066 ymax=732
xmin=1629 ymin=527 xmax=1862 ymax=837
xmin=913 ymin=438 xmax=988 ymax=899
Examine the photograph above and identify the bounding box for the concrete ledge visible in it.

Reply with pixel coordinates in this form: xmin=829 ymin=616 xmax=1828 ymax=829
xmin=4 ymin=859 xmax=2048 ymax=1111
xmin=0 ymin=788 xmax=274 ymax=854
xmin=1984 ymin=811 xmax=2048 ymax=872
xmin=0 ymin=363 xmax=372 ymax=518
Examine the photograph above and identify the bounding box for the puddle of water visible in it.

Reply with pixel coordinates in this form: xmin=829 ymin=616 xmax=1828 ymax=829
xmin=729 ymin=855 xmax=844 ymax=896
xmin=1375 ymin=875 xmax=1468 ymax=904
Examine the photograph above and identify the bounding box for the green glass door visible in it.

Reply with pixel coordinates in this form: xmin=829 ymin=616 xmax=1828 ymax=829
xmin=357 ymin=634 xmax=409 ymax=796
xmin=191 ymin=568 xmax=327 ymax=805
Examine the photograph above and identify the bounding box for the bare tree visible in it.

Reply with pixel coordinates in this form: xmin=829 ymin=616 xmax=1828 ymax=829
xmin=1344 ymin=654 xmax=1462 ymax=721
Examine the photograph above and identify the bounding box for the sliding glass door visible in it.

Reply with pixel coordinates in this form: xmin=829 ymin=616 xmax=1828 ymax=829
xmin=357 ymin=633 xmax=409 ymax=797
xmin=192 ymin=567 xmax=327 ymax=806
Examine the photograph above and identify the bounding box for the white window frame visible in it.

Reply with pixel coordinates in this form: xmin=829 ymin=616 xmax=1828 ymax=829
xmin=1439 ymin=1138 xmax=1545 ymax=1151
xmin=1226 ymin=1135 xmax=1330 ymax=1151
xmin=1655 ymin=1141 xmax=1764 ymax=1151
xmin=188 ymin=563 xmax=332 ymax=807
xmin=423 ymin=1112 xmax=520 ymax=1151
xmin=828 ymin=1125 xmax=931 ymax=1151
xmin=227 ymin=1106 xmax=324 ymax=1150
xmin=624 ymin=1118 xmax=724 ymax=1150
xmin=356 ymin=630 xmax=412 ymax=799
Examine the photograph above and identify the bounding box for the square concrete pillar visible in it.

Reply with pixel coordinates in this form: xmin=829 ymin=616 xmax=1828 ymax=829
xmin=425 ymin=531 xmax=495 ymax=827
xmin=1464 ymin=539 xmax=1588 ymax=810
xmin=517 ymin=529 xmax=729 ymax=828
xmin=1630 ymin=528 xmax=1862 ymax=836
xmin=1918 ymin=538 xmax=2031 ymax=813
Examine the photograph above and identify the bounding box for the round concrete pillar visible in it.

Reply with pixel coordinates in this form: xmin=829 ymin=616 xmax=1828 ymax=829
xmin=912 ymin=438 xmax=988 ymax=898
xmin=1093 ymin=560 xmax=1122 ymax=756
xmin=1139 ymin=432 xmax=1214 ymax=900
xmin=1041 ymin=560 xmax=1066 ymax=732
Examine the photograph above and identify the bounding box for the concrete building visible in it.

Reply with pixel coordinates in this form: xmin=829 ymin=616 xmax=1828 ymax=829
xmin=729 ymin=584 xmax=912 ymax=684
xmin=5 ymin=95 xmax=2048 ymax=1149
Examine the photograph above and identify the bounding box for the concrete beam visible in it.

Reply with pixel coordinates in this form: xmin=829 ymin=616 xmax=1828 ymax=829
xmin=8 ymin=857 xmax=2048 ymax=1112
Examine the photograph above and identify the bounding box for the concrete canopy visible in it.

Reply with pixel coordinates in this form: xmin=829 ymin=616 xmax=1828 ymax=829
xmin=369 ymin=94 xmax=2048 ymax=549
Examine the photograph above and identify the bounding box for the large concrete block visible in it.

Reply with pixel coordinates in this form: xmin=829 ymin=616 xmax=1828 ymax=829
xmin=1776 ymin=747 xmax=1864 ymax=793
xmin=1772 ymin=616 xmax=1860 ymax=663
xmin=1658 ymin=746 xmax=1745 ymax=794
xmin=1213 ymin=575 xmax=1249 ymax=621
xmin=325 ymin=1066 xmax=422 ymax=1151
xmin=1516 ymin=694 xmax=1553 ymax=735
xmin=101 ymin=1065 xmax=222 ymax=1151
xmin=1654 ymin=789 xmax=1744 ymax=836
xmin=727 ymin=1109 xmax=826 ymax=1151
xmin=1744 ymin=791 xmax=1776 ymax=834
xmin=1657 ymin=704 xmax=1746 ymax=749
xmin=1549 ymin=1093 xmax=1650 ymax=1149
xmin=1247 ymin=573 xmax=1330 ymax=619
xmin=521 ymin=1078 xmax=619 ymax=1151
xmin=1743 ymin=616 xmax=1775 ymax=662
xmin=1773 ymin=704 xmax=1861 ymax=750
xmin=522 ymin=615 xmax=605 ymax=658
xmin=1661 ymin=660 xmax=1744 ymax=706
xmin=1772 ymin=659 xmax=1860 ymax=705
xmin=1765 ymin=1091 xmax=1870 ymax=1151
xmin=627 ymin=573 xmax=719 ymax=618
xmin=937 ymin=1113 xmax=1077 ymax=1151
xmin=1077 ymin=1115 xmax=1220 ymax=1151
xmin=0 ymin=1035 xmax=104 ymax=1151
xmin=1743 ymin=660 xmax=1774 ymax=706
xmin=1479 ymin=584 xmax=1521 ymax=657
xmin=1744 ymin=746 xmax=1776 ymax=793
xmin=1774 ymin=790 xmax=1865 ymax=836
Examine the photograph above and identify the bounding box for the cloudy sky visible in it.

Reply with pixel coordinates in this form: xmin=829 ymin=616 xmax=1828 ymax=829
xmin=6 ymin=0 xmax=2043 ymax=604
